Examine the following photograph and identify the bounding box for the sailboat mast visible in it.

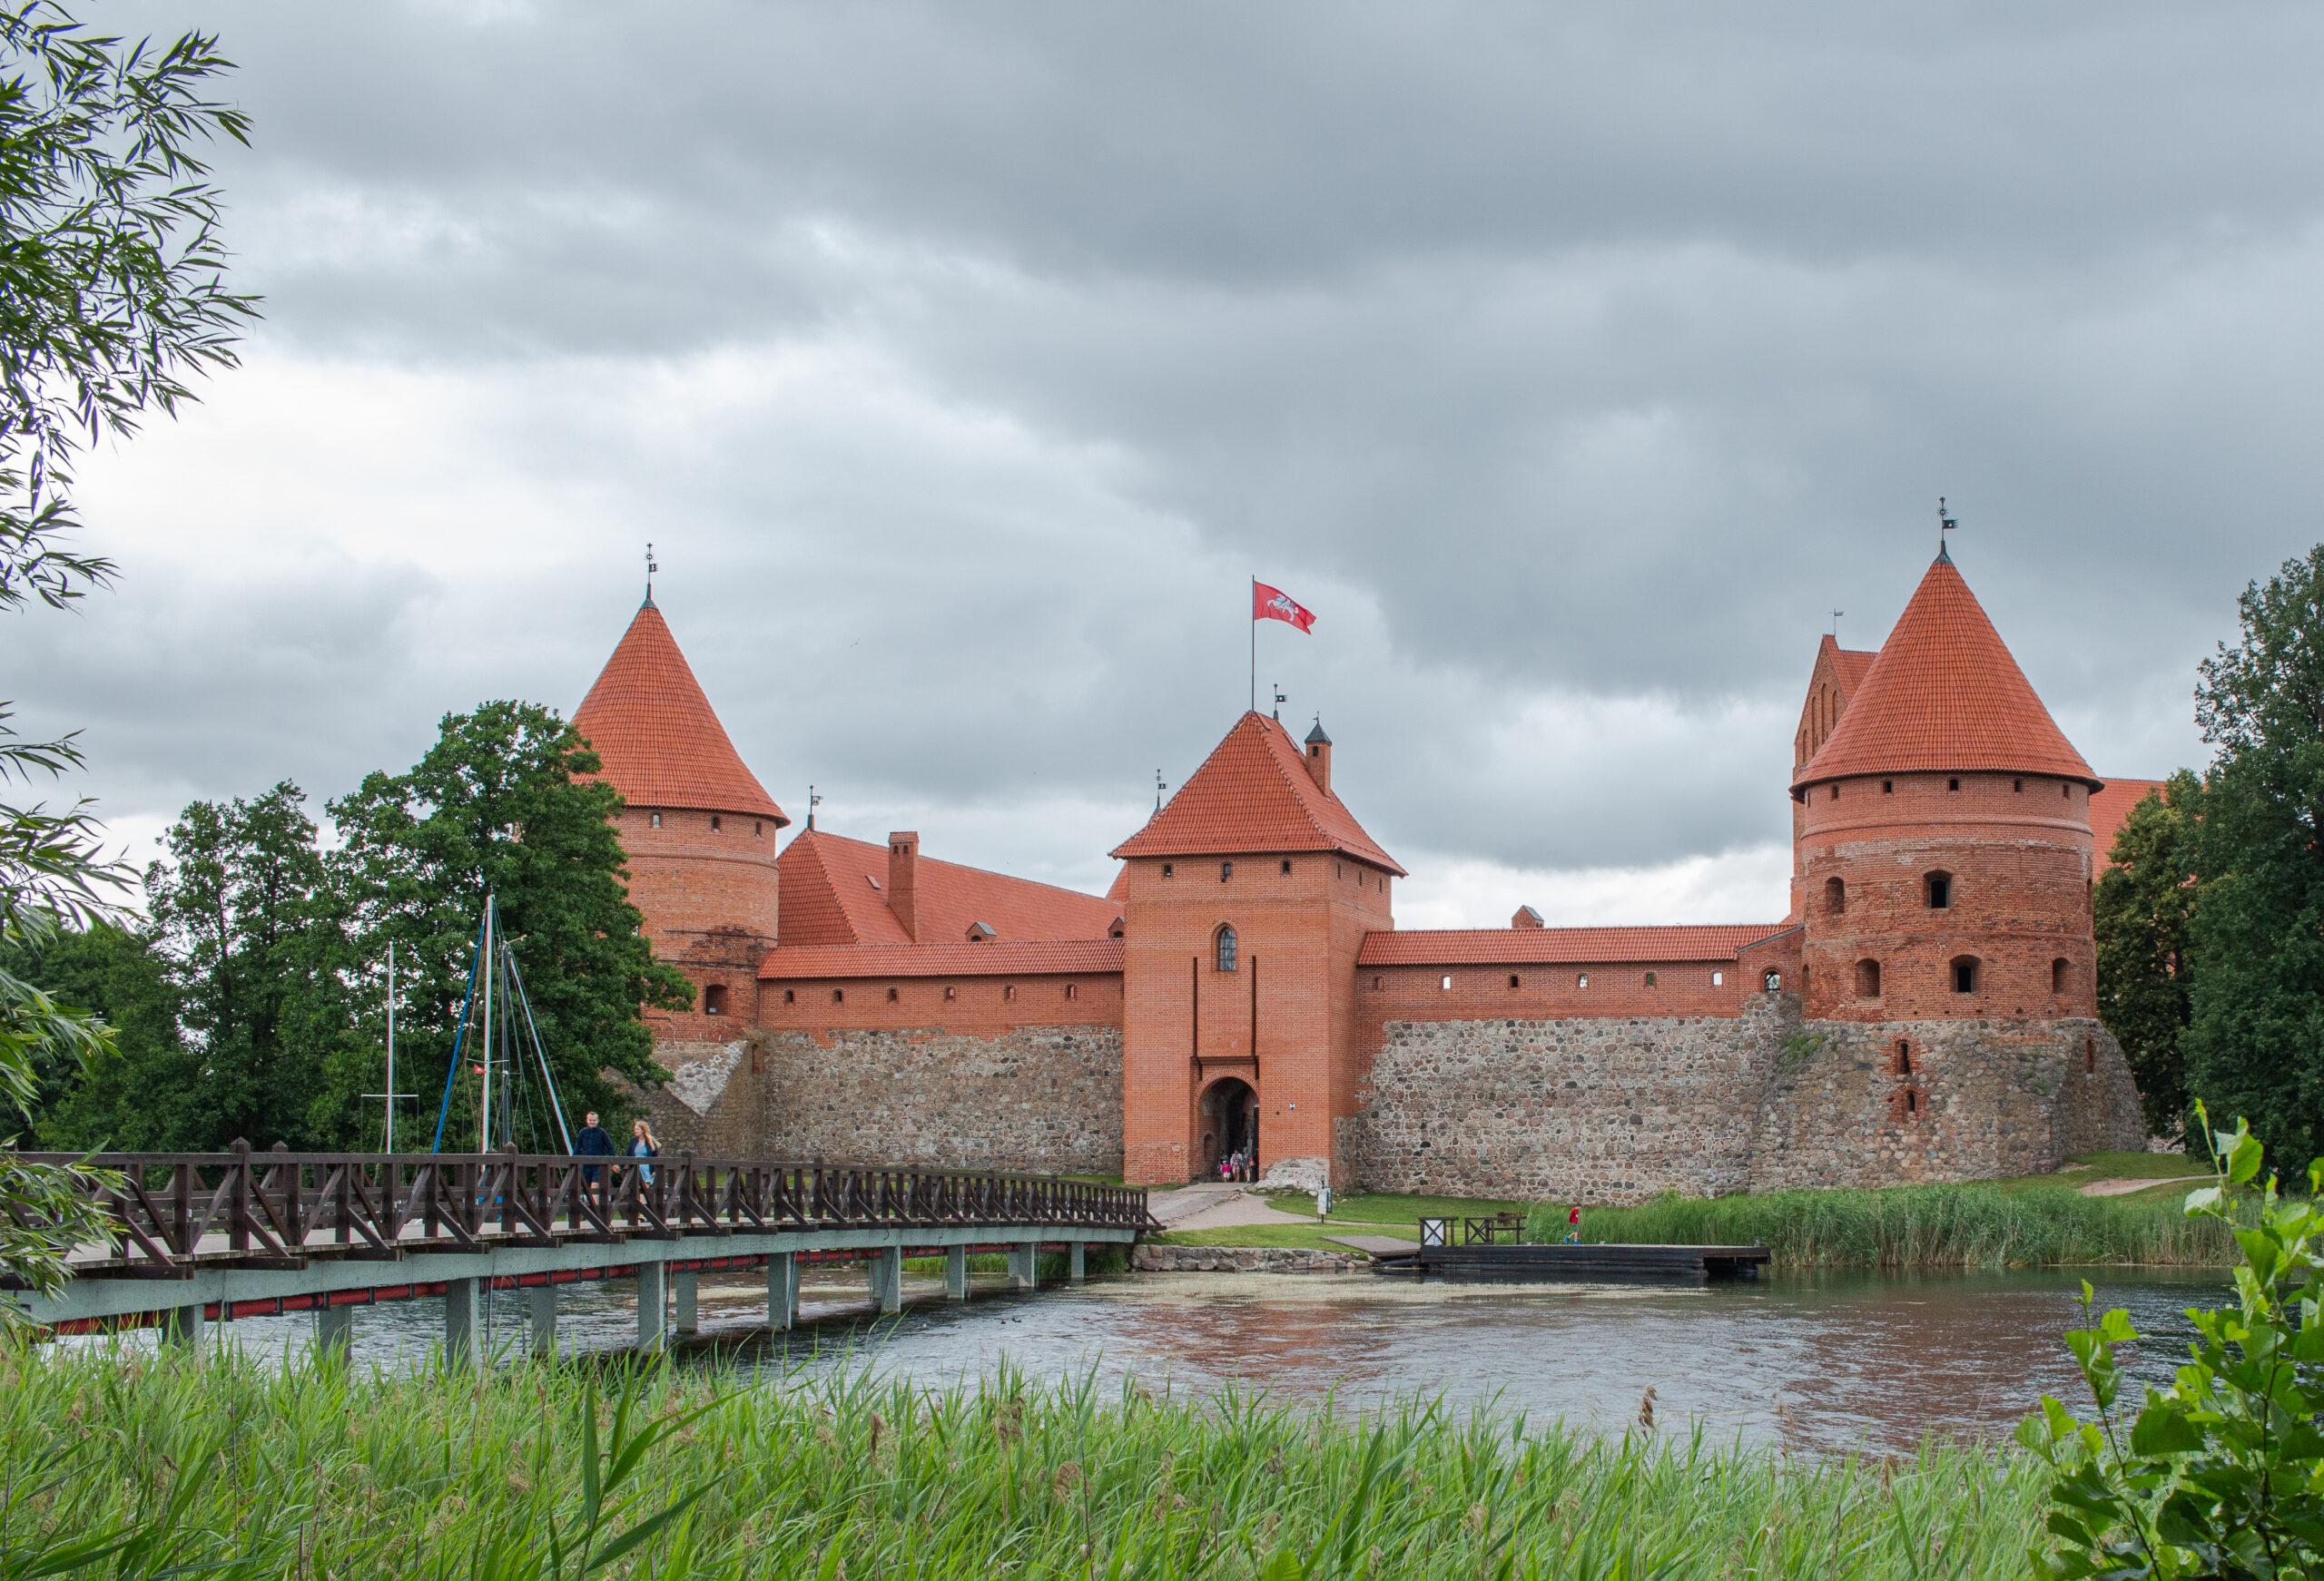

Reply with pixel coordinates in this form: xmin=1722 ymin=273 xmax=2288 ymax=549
xmin=478 ymin=894 xmax=495 ymax=1152
xmin=384 ymin=939 xmax=396 ymax=1153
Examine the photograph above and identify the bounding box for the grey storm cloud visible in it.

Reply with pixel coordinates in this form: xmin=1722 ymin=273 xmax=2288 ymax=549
xmin=13 ymin=0 xmax=2321 ymax=911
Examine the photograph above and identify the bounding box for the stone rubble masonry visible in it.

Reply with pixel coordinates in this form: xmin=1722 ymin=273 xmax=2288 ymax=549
xmin=1338 ymin=991 xmax=2147 ymax=1203
xmin=1132 ymin=1244 xmax=1364 ymax=1273
xmin=636 ymin=1023 xmax=1124 ymax=1174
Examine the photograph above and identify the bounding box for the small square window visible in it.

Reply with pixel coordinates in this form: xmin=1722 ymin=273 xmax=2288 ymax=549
xmin=1162 ymin=863 xmax=1174 ymax=879
xmin=886 ymin=986 xmax=898 ymax=1002
xmin=1508 ymin=974 xmax=1520 ymax=989
xmin=783 ymin=988 xmax=794 ymax=1005
xmin=1221 ymin=861 xmax=1233 ymax=882
xmin=1882 ymin=780 xmax=1893 ymax=794
xmin=1948 ymin=778 xmax=1961 ymax=791
xmin=649 ymin=812 xmax=661 ymax=830
xmin=832 ymin=988 xmax=844 ymax=1004
xmin=1577 ymin=973 xmax=1590 ymax=988
xmin=1644 ymin=971 xmax=1658 ymax=987
xmin=1280 ymin=859 xmax=1292 ymax=874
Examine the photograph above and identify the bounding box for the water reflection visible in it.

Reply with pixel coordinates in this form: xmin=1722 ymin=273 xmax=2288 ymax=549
xmin=82 ymin=1266 xmax=2230 ymax=1456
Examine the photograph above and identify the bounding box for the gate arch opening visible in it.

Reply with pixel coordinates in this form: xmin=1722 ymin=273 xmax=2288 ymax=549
xmin=1196 ymin=1075 xmax=1258 ymax=1183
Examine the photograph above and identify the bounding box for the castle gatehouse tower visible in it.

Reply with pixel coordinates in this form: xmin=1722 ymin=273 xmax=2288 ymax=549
xmin=1111 ymin=712 xmax=1403 ymax=1187
xmin=573 ymin=592 xmax=787 ymax=1045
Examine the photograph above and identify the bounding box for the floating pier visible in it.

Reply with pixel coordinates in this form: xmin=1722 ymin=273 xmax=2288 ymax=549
xmin=1372 ymin=1240 xmax=1770 ymax=1281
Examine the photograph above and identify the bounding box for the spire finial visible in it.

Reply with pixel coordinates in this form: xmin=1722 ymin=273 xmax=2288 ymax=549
xmin=1936 ymin=498 xmax=1956 ymax=563
xmin=645 ymin=541 xmax=659 ymax=605
xmin=1272 ymin=683 xmax=1286 ymax=721
xmin=1155 ymin=769 xmax=1167 ymax=813
xmin=807 ymin=783 xmax=821 ymax=831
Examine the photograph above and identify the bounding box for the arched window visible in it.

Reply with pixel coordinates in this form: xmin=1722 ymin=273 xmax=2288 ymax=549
xmin=1925 ymin=871 xmax=1953 ymax=910
xmin=1855 ymin=958 xmax=1881 ymax=998
xmin=1951 ymin=956 xmax=1979 ymax=994
xmin=1763 ymin=969 xmax=1782 ymax=992
xmin=1892 ymin=1038 xmax=1911 ymax=1076
xmin=2052 ymin=957 xmax=2071 ymax=994
xmin=704 ymin=984 xmax=728 ymax=1016
xmin=1065 ymin=982 xmax=1078 ymax=1000
xmin=1825 ymin=877 xmax=1846 ymax=915
xmin=1215 ymin=926 xmax=1238 ymax=972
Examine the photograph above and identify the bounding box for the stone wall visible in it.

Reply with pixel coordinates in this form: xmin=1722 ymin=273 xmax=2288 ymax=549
xmin=1339 ymin=995 xmax=1793 ymax=1202
xmin=635 ymin=1024 xmax=1124 ymax=1174
xmin=1133 ymin=1244 xmax=1364 ymax=1273
xmin=1748 ymin=1016 xmax=2147 ymax=1189
xmin=1340 ymin=993 xmax=2149 ymax=1203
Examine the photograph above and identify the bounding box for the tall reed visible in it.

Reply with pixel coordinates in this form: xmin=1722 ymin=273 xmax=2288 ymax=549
xmin=0 ymin=1341 xmax=2043 ymax=1577
xmin=1528 ymin=1183 xmax=2234 ymax=1268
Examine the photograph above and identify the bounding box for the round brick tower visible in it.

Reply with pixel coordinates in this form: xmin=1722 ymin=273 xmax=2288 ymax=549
xmin=574 ymin=592 xmax=787 ymax=1037
xmin=1791 ymin=549 xmax=2100 ymax=1023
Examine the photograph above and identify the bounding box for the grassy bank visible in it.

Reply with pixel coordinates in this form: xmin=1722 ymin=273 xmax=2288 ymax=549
xmin=0 ymin=1344 xmax=2044 ymax=1578
xmin=1531 ymin=1182 xmax=2235 ymax=1268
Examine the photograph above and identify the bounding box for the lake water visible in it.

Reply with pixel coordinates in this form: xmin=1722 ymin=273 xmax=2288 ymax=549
xmin=95 ymin=1263 xmax=2230 ymax=1455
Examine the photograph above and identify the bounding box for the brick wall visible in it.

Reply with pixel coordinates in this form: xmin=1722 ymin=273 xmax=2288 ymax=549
xmin=1797 ymin=771 xmax=2095 ymax=1022
xmin=616 ymin=804 xmax=783 ymax=1044
xmin=1119 ymin=849 xmax=1393 ymax=1186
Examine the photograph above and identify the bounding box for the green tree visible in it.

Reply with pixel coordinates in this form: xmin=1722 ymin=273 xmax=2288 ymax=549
xmin=2181 ymin=544 xmax=2324 ymax=1166
xmin=3 ymin=918 xmax=181 ymax=1147
xmin=0 ymin=5 xmax=256 ymax=1301
xmin=135 ymin=781 xmax=340 ymax=1149
xmin=2093 ymin=770 xmax=2201 ymax=1138
xmin=320 ymin=702 xmax=689 ymax=1153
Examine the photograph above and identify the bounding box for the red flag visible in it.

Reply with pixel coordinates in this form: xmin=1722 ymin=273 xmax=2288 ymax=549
xmin=1252 ymin=580 xmax=1315 ymax=633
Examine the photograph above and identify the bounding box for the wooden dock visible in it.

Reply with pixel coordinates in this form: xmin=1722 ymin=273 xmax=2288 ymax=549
xmin=1371 ymin=1242 xmax=1771 ymax=1281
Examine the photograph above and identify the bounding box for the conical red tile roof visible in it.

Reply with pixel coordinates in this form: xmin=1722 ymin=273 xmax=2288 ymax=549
xmin=1796 ymin=555 xmax=2097 ymax=791
xmin=573 ymin=598 xmax=788 ymax=822
xmin=1110 ymin=712 xmax=1404 ymax=873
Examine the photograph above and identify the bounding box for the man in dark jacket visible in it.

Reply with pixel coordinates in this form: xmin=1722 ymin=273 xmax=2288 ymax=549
xmin=576 ymin=1112 xmax=615 ymax=1209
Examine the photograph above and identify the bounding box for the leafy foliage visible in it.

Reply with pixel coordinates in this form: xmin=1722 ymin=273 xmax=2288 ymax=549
xmin=2019 ymin=1107 xmax=2324 ymax=1577
xmin=2183 ymin=546 xmax=2324 ymax=1167
xmin=2095 ymin=771 xmax=2202 ymax=1138
xmin=0 ymin=4 xmax=253 ymax=1301
xmin=320 ymin=701 xmax=690 ymax=1151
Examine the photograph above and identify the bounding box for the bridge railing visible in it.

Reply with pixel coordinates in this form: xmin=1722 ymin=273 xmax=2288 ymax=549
xmin=6 ymin=1144 xmax=1151 ymax=1277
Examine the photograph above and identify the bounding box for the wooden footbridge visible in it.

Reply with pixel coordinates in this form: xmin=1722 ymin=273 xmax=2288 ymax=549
xmin=5 ymin=1144 xmax=1153 ymax=1363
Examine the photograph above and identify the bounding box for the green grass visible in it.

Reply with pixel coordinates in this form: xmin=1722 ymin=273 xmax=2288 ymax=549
xmin=1540 ymin=1182 xmax=2236 ymax=1268
xmin=0 ymin=1343 xmax=2049 ymax=1577
xmin=1152 ymin=1224 xmax=1411 ymax=1252
xmin=1256 ymin=1189 xmax=1527 ymax=1225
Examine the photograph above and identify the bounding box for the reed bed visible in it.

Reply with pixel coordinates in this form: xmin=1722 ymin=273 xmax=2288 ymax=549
xmin=1530 ymin=1183 xmax=2235 ymax=1268
xmin=0 ymin=1341 xmax=2045 ymax=1578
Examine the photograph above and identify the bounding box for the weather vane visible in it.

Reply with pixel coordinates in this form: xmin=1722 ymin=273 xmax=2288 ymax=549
xmin=645 ymin=541 xmax=658 ymax=599
xmin=807 ymin=783 xmax=822 ymax=830
xmin=1155 ymin=769 xmax=1167 ymax=812
xmin=1937 ymin=497 xmax=1957 ymax=556
xmin=1272 ymin=684 xmax=1286 ymax=720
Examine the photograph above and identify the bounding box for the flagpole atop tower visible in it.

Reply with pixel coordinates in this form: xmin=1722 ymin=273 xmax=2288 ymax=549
xmin=1249 ymin=576 xmax=1256 ymax=715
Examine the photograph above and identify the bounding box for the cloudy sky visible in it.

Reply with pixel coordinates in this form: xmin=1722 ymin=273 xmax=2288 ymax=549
xmin=12 ymin=2 xmax=2319 ymax=927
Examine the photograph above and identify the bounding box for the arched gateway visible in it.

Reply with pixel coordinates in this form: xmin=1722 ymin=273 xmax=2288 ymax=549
xmin=1197 ymin=1075 xmax=1257 ymax=1183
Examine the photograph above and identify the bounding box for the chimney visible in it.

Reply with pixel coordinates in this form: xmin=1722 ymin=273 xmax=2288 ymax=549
xmin=887 ymin=831 xmax=919 ymax=941
xmin=1512 ymin=905 xmax=1544 ymax=929
xmin=1303 ymin=719 xmax=1334 ymax=797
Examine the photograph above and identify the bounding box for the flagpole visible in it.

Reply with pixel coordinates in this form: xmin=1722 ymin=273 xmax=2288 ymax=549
xmin=1249 ymin=576 xmax=1256 ymax=715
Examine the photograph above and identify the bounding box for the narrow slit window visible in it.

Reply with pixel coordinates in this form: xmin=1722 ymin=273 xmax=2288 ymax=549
xmin=1892 ymin=1039 xmax=1911 ymax=1076
xmin=1712 ymin=971 xmax=1724 ymax=987
xmin=832 ymin=988 xmax=844 ymax=1004
xmin=1066 ymin=982 xmax=1078 ymax=1000
xmin=943 ymin=985 xmax=956 ymax=1001
xmin=1162 ymin=863 xmax=1174 ymax=879
xmin=649 ymin=812 xmax=661 ymax=830
xmin=1441 ymin=975 xmax=1452 ymax=991
xmin=1004 ymin=984 xmax=1016 ymax=1002
xmin=1508 ymin=974 xmax=1520 ymax=989
xmin=886 ymin=986 xmax=898 ymax=1003
xmin=1220 ymin=861 xmax=1233 ymax=882
xmin=1578 ymin=973 xmax=1590 ymax=989
xmin=2052 ymin=958 xmax=2071 ymax=994
xmin=1280 ymin=859 xmax=1292 ymax=874
xmin=711 ymin=814 xmax=722 ymax=831
xmin=783 ymin=988 xmax=794 ymax=1005
xmin=1882 ymin=780 xmax=1893 ymax=794
xmin=1644 ymin=971 xmax=1658 ymax=987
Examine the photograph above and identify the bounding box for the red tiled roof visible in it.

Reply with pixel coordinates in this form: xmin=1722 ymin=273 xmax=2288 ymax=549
xmin=573 ymin=599 xmax=786 ymax=821
xmin=1110 ymin=712 xmax=1404 ymax=874
xmin=757 ymin=939 xmax=1124 ymax=980
xmin=2089 ymin=778 xmax=2169 ymax=870
xmin=1796 ymin=555 xmax=2097 ymax=790
xmin=1831 ymin=641 xmax=1878 ymax=697
xmin=1356 ymin=924 xmax=1786 ymax=967
xmin=775 ymin=829 xmax=1120 ymax=948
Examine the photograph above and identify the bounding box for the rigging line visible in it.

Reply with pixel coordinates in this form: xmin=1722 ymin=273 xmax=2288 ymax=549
xmin=430 ymin=907 xmax=494 ymax=1154
xmin=502 ymin=938 xmax=576 ymax=1154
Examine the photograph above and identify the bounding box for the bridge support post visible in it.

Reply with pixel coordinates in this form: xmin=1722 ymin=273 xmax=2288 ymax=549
xmin=1070 ymin=1242 xmax=1086 ymax=1285
xmin=869 ymin=1248 xmax=902 ymax=1313
xmin=768 ymin=1252 xmax=800 ymax=1331
xmin=527 ymin=1285 xmax=556 ymax=1357
xmin=673 ymin=1271 xmax=698 ymax=1334
xmin=1008 ymin=1243 xmax=1039 ymax=1291
xmin=443 ymin=1278 xmax=479 ymax=1370
xmin=312 ymin=1301 xmax=353 ymax=1364
xmin=945 ymin=1245 xmax=969 ymax=1301
xmin=158 ymin=1302 xmax=203 ymax=1350
xmin=636 ymin=1262 xmax=665 ymax=1352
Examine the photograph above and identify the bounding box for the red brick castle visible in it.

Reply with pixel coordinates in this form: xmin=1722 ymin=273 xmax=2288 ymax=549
xmin=575 ymin=550 xmax=2152 ymax=1201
